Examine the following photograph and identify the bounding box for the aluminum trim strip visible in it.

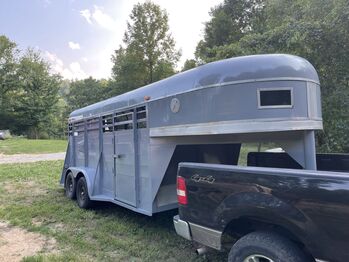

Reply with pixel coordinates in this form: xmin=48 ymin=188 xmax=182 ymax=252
xmin=150 ymin=119 xmax=323 ymax=137
xmin=189 ymin=222 xmax=222 ymax=250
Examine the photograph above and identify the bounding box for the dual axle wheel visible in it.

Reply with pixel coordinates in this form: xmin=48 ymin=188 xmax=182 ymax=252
xmin=64 ymin=172 xmax=92 ymax=208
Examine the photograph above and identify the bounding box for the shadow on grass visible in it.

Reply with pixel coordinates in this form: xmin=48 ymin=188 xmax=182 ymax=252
xmin=92 ymin=201 xmax=178 ymax=230
xmin=80 ymin=200 xmax=228 ymax=261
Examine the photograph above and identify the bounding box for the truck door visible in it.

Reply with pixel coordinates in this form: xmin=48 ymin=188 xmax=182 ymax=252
xmin=114 ymin=109 xmax=137 ymax=207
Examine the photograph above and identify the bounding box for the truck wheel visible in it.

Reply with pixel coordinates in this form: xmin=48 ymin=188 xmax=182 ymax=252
xmin=76 ymin=177 xmax=92 ymax=209
xmin=228 ymin=231 xmax=312 ymax=262
xmin=64 ymin=172 xmax=76 ymax=199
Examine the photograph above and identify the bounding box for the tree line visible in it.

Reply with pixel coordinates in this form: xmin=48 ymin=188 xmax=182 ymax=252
xmin=0 ymin=0 xmax=348 ymax=152
xmin=0 ymin=40 xmax=62 ymax=139
xmin=194 ymin=0 xmax=349 ymax=153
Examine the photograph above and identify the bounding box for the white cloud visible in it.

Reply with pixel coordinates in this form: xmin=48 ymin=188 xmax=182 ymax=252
xmin=68 ymin=41 xmax=80 ymax=50
xmin=82 ymin=57 xmax=88 ymax=62
xmin=45 ymin=51 xmax=87 ymax=80
xmin=80 ymin=6 xmax=117 ymax=31
xmin=80 ymin=9 xmax=92 ymax=24
xmin=66 ymin=62 xmax=87 ymax=79
xmin=45 ymin=51 xmax=64 ymax=73
xmin=92 ymin=6 xmax=116 ymax=31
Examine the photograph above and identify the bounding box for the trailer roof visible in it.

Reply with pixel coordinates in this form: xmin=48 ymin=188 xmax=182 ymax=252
xmin=70 ymin=54 xmax=319 ymax=119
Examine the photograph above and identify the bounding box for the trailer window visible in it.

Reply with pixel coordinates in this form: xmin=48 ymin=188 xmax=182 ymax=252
xmin=73 ymin=121 xmax=85 ymax=132
xmin=136 ymin=106 xmax=147 ymax=129
xmin=68 ymin=123 xmax=73 ymax=136
xmin=258 ymin=88 xmax=293 ymax=108
xmin=114 ymin=110 xmax=133 ymax=131
xmin=87 ymin=117 xmax=99 ymax=131
xmin=102 ymin=114 xmax=113 ymax=132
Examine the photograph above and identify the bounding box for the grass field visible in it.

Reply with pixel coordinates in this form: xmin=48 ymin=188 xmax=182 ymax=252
xmin=0 ymin=160 xmax=227 ymax=261
xmin=0 ymin=141 xmax=275 ymax=261
xmin=0 ymin=138 xmax=67 ymax=155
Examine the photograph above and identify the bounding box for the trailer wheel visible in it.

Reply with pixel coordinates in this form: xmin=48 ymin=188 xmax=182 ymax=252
xmin=76 ymin=177 xmax=92 ymax=209
xmin=228 ymin=231 xmax=312 ymax=262
xmin=64 ymin=172 xmax=76 ymax=199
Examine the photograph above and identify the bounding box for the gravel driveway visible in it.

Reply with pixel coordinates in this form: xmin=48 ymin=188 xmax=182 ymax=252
xmin=0 ymin=152 xmax=66 ymax=164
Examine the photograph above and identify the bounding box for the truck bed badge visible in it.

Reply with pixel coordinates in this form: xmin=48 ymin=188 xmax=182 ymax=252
xmin=191 ymin=174 xmax=215 ymax=184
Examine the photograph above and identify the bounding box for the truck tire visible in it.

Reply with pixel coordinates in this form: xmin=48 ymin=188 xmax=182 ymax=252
xmin=64 ymin=172 xmax=76 ymax=199
xmin=76 ymin=177 xmax=92 ymax=209
xmin=228 ymin=231 xmax=312 ymax=262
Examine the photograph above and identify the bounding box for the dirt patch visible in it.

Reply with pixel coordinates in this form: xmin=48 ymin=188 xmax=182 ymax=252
xmin=0 ymin=152 xmax=65 ymax=164
xmin=2 ymin=182 xmax=17 ymax=194
xmin=2 ymin=182 xmax=40 ymax=205
xmin=0 ymin=221 xmax=56 ymax=261
xmin=4 ymin=181 xmax=43 ymax=193
xmin=31 ymin=218 xmax=43 ymax=227
xmin=31 ymin=218 xmax=65 ymax=233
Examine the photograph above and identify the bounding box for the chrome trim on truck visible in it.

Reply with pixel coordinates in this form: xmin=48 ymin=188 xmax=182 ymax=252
xmin=189 ymin=222 xmax=223 ymax=250
xmin=173 ymin=215 xmax=223 ymax=249
xmin=173 ymin=215 xmax=191 ymax=240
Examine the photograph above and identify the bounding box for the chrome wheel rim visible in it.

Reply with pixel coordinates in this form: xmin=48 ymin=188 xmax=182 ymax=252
xmin=79 ymin=184 xmax=86 ymax=201
xmin=68 ymin=178 xmax=73 ymax=192
xmin=243 ymin=254 xmax=274 ymax=262
xmin=66 ymin=176 xmax=73 ymax=192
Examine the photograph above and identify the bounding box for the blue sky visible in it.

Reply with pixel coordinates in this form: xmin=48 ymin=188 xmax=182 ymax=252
xmin=0 ymin=0 xmax=222 ymax=79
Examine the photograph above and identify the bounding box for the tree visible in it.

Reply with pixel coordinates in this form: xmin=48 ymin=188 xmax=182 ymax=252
xmin=0 ymin=36 xmax=18 ymax=100
xmin=196 ymin=0 xmax=349 ymax=152
xmin=195 ymin=0 xmax=265 ymax=62
xmin=181 ymin=59 xmax=197 ymax=72
xmin=66 ymin=77 xmax=109 ymax=112
xmin=0 ymin=35 xmax=19 ymax=130
xmin=111 ymin=1 xmax=180 ymax=93
xmin=14 ymin=49 xmax=61 ymax=138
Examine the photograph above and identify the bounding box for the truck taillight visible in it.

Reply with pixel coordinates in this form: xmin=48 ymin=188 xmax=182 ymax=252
xmin=177 ymin=176 xmax=188 ymax=205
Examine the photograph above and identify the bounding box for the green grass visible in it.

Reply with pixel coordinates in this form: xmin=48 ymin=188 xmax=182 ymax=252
xmin=0 ymin=137 xmax=67 ymax=154
xmin=0 ymin=161 xmax=227 ymax=261
xmin=238 ymin=143 xmax=276 ymax=166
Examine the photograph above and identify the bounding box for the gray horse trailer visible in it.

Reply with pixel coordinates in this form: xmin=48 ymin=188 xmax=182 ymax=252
xmin=61 ymin=54 xmax=322 ymax=215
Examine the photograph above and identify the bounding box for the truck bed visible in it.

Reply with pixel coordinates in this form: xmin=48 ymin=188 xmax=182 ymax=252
xmin=177 ymin=159 xmax=349 ymax=262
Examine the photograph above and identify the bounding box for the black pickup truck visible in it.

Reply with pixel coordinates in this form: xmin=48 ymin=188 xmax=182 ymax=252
xmin=174 ymin=152 xmax=349 ymax=262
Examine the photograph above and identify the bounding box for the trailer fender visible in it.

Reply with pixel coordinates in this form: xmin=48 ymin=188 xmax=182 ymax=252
xmin=65 ymin=167 xmax=96 ymax=198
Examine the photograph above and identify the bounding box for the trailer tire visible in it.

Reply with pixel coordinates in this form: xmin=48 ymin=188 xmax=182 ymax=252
xmin=64 ymin=172 xmax=76 ymax=199
xmin=228 ymin=231 xmax=312 ymax=262
xmin=76 ymin=177 xmax=92 ymax=209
